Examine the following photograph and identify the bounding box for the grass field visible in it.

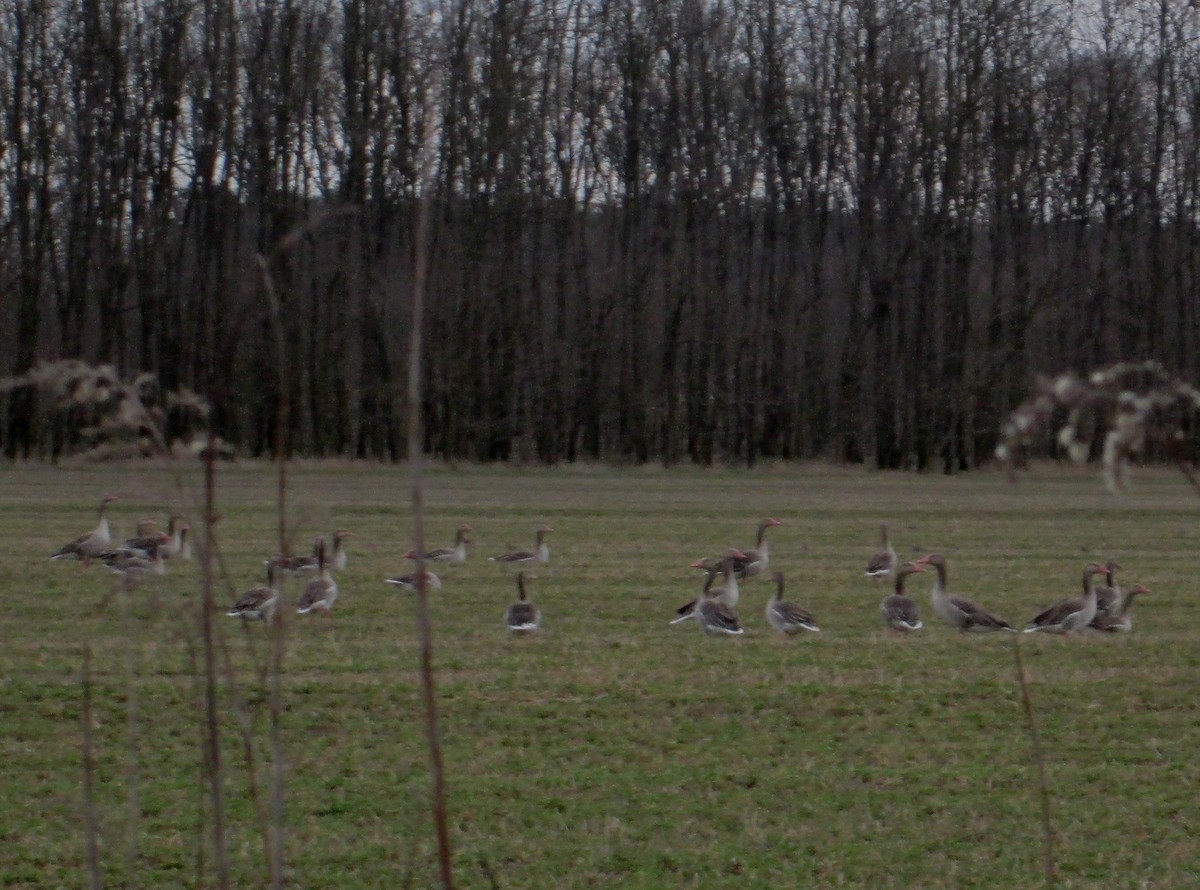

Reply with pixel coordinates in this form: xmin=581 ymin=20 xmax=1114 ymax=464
xmin=2 ymin=460 xmax=1199 ymax=888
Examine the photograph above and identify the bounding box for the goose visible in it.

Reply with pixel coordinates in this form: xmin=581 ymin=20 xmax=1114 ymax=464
xmin=490 ymin=524 xmax=553 ymax=564
xmin=51 ymin=494 xmax=118 ymax=562
xmin=670 ymin=558 xmax=720 ymax=625
xmin=296 ymin=538 xmax=339 ymax=615
xmin=672 ymin=551 xmax=746 ymax=620
xmin=328 ymin=529 xmax=354 ymax=570
xmin=97 ymin=526 xmax=164 ymax=565
xmin=1023 ymin=562 xmax=1106 ymax=634
xmin=731 ymin=518 xmax=782 ymax=579
xmin=269 ymin=535 xmax=324 ymax=575
xmin=880 ymin=561 xmax=926 ymax=632
xmin=227 ymin=563 xmax=280 ymax=622
xmin=694 ymin=565 xmax=745 ymax=636
xmin=1093 ymin=559 xmax=1124 ymax=621
xmin=118 ymin=518 xmax=170 ymax=557
xmin=105 ymin=545 xmax=166 ymax=583
xmin=159 ymin=521 xmax=191 ymax=561
xmin=176 ymin=522 xmax=193 ymax=560
xmin=916 ymin=553 xmax=1015 ymax=633
xmin=865 ymin=523 xmax=899 ymax=583
xmin=274 ymin=529 xmax=353 ymax=573
xmin=1091 ymin=584 xmax=1150 ymax=633
xmin=765 ymin=571 xmax=820 ymax=635
xmin=504 ymin=572 xmax=540 ymax=633
xmin=407 ymin=524 xmax=473 ymax=564
xmin=384 ymin=570 xmax=443 ymax=592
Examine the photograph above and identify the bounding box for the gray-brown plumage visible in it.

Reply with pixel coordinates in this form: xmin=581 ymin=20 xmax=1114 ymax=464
xmin=695 ymin=562 xmax=745 ymax=636
xmin=1023 ymin=562 xmax=1105 ymax=634
xmin=227 ymin=563 xmax=280 ymax=622
xmin=384 ymin=570 xmax=443 ymax=592
xmin=865 ymin=522 xmax=899 ymax=583
xmin=880 ymin=562 xmax=925 ymax=632
xmin=730 ymin=518 xmax=782 ymax=579
xmin=917 ymin=553 xmax=1015 ymax=633
xmin=105 ymin=545 xmax=166 ymax=583
xmin=504 ymin=572 xmax=540 ymax=633
xmin=117 ymin=518 xmax=170 ymax=558
xmin=672 ymin=551 xmax=745 ymax=620
xmin=765 ymin=571 xmax=820 ymax=635
xmin=296 ymin=538 xmax=339 ymax=615
xmin=1092 ymin=559 xmax=1124 ymax=622
xmin=51 ymin=494 xmax=118 ymax=562
xmin=407 ymin=525 xmax=473 ymax=564
xmin=163 ymin=524 xmax=190 ymax=561
xmin=274 ymin=529 xmax=353 ymax=573
xmin=270 ymin=535 xmax=324 ymax=575
xmin=491 ymin=524 xmax=553 ymax=564
xmin=1091 ymin=584 xmax=1150 ymax=632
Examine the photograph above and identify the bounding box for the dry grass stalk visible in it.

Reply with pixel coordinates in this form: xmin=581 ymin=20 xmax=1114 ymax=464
xmin=996 ymin=360 xmax=1200 ymax=493
xmin=1011 ymin=636 xmax=1057 ymax=888
xmin=81 ymin=644 xmax=103 ymax=890
xmin=257 ymin=228 xmax=300 ymax=889
xmin=408 ymin=67 xmax=455 ymax=888
xmin=118 ymin=579 xmax=142 ymax=883
xmin=199 ymin=438 xmax=232 ymax=888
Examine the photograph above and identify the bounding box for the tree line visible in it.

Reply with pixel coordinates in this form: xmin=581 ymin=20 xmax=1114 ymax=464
xmin=2 ymin=0 xmax=1199 ymax=468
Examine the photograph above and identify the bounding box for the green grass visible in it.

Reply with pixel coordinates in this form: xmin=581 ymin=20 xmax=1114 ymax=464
xmin=3 ymin=460 xmax=1199 ymax=887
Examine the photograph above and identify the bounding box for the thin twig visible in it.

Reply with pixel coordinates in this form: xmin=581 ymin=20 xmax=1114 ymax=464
xmin=119 ymin=578 xmax=142 ymax=885
xmin=81 ymin=644 xmax=103 ymax=890
xmin=256 ymin=250 xmax=292 ymax=889
xmin=408 ymin=68 xmax=454 ymax=888
xmin=212 ymin=546 xmax=274 ymax=884
xmin=1012 ymin=636 xmax=1057 ymax=888
xmin=200 ymin=436 xmax=231 ymax=888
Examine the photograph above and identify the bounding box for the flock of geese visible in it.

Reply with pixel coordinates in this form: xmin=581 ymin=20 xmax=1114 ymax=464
xmin=51 ymin=498 xmax=1150 ymax=639
xmin=50 ymin=494 xmax=191 ymax=580
xmin=654 ymin=519 xmax=1147 ymax=639
xmin=48 ymin=497 xmax=554 ymax=633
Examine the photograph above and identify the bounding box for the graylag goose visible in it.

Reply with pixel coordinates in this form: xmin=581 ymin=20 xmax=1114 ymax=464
xmin=765 ymin=571 xmax=820 ymax=635
xmin=916 ymin=553 xmax=1015 ymax=633
xmin=105 ymin=545 xmax=166 ymax=583
xmin=672 ymin=551 xmax=746 ymax=620
xmin=695 ymin=563 xmax=745 ymax=636
xmin=408 ymin=524 xmax=473 ymax=564
xmin=880 ymin=561 xmax=926 ymax=632
xmin=504 ymin=572 xmax=541 ymax=633
xmin=865 ymin=523 xmax=899 ymax=583
xmin=227 ymin=563 xmax=280 ymax=622
xmin=275 ymin=529 xmax=354 ymax=573
xmin=1091 ymin=584 xmax=1150 ymax=632
xmin=51 ymin=494 xmax=118 ymax=563
xmin=731 ymin=518 xmax=782 ymax=579
xmin=384 ymin=570 xmax=443 ymax=592
xmin=328 ymin=529 xmax=354 ymax=570
xmin=159 ymin=521 xmax=190 ymax=561
xmin=490 ymin=524 xmax=553 ymax=564
xmin=1093 ymin=559 xmax=1124 ymax=622
xmin=296 ymin=538 xmax=339 ymax=615
xmin=672 ymin=558 xmax=745 ymax=635
xmin=269 ymin=535 xmax=323 ymax=575
xmin=118 ymin=518 xmax=170 ymax=557
xmin=1023 ymin=562 xmax=1106 ymax=634
xmin=101 ymin=517 xmax=178 ymax=564
xmin=670 ymin=558 xmax=720 ymax=625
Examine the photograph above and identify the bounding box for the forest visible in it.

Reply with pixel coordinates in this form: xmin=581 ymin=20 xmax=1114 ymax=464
xmin=3 ymin=0 xmax=1200 ymax=468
